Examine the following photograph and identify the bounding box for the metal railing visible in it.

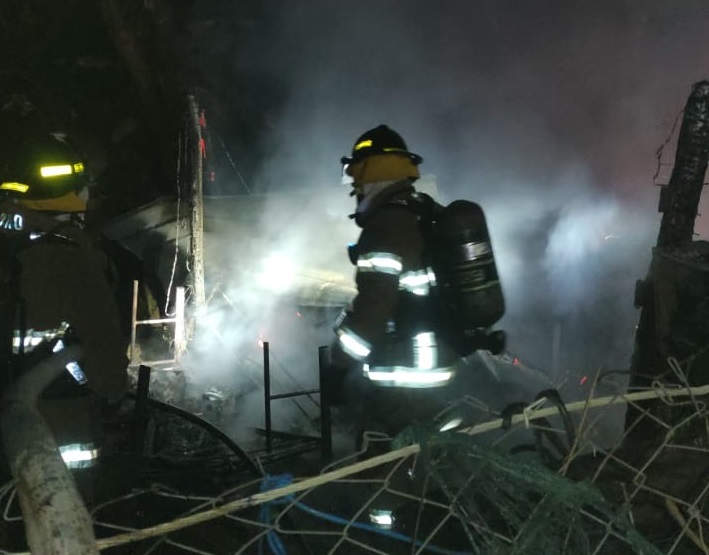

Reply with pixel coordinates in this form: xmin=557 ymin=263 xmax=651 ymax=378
xmin=262 ymin=342 xmax=332 ymax=461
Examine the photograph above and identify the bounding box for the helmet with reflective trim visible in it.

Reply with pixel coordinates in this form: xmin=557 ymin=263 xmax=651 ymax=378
xmin=340 ymin=125 xmax=423 ymax=166
xmin=0 ymin=127 xmax=87 ymax=202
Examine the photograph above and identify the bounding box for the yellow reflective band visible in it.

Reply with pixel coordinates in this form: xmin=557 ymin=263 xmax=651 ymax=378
xmin=413 ymin=332 xmax=436 ymax=369
xmin=40 ymin=164 xmax=73 ymax=177
xmin=364 ymin=366 xmax=453 ymax=386
xmin=337 ymin=329 xmax=371 ymax=359
xmin=354 ymin=139 xmax=373 ymax=151
xmin=357 ymin=253 xmax=403 ymax=275
xmin=73 ymin=162 xmax=84 ymax=173
xmin=0 ymin=182 xmax=30 ymax=193
xmin=399 ymin=269 xmax=435 ymax=295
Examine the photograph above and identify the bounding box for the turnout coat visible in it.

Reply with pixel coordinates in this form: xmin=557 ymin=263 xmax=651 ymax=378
xmin=334 ymin=179 xmax=459 ymax=388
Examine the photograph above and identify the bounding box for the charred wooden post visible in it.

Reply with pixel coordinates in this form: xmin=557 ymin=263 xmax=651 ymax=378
xmin=318 ymin=345 xmax=333 ymax=462
xmin=188 ymin=95 xmax=206 ymax=314
xmin=132 ymin=364 xmax=152 ymax=454
xmin=0 ymin=347 xmax=98 ymax=554
xmin=656 ymin=80 xmax=709 ymax=248
xmin=627 ymin=81 xmax=709 ymax=437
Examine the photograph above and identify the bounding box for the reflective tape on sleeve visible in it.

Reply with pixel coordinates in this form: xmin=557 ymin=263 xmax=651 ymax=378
xmin=356 ymin=252 xmax=403 ymax=276
xmin=337 ymin=328 xmax=372 ymax=360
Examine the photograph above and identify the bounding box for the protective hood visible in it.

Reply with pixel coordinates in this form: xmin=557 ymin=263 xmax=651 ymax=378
xmin=352 ymin=178 xmax=416 ymax=228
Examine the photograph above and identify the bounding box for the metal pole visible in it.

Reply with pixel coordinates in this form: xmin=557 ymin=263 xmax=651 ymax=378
xmin=263 ymin=341 xmax=272 ymax=452
xmin=174 ymin=286 xmax=186 ymax=360
xmin=133 ymin=365 xmax=152 ymax=454
xmin=130 ymin=279 xmax=139 ymax=365
xmin=318 ymin=345 xmax=333 ymax=462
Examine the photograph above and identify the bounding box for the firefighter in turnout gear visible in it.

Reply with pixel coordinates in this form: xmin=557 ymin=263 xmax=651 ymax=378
xmin=328 ymin=124 xmax=465 ymax=530
xmin=328 ymin=125 xmax=465 ymax=444
xmin=333 ymin=125 xmax=460 ymax=390
xmin=0 ymin=123 xmax=128 ymax=499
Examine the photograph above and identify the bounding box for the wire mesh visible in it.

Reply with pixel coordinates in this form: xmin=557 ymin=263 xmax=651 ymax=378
xmin=0 ymin=358 xmax=707 ymax=554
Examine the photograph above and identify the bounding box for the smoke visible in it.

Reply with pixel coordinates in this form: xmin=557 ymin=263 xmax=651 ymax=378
xmin=178 ymin=0 xmax=709 ymax=447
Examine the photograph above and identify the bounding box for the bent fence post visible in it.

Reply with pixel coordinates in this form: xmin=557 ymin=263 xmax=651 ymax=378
xmin=0 ymin=347 xmax=98 ymax=554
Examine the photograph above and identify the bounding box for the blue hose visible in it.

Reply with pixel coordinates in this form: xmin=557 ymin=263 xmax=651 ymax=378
xmin=259 ymin=474 xmax=473 ymax=555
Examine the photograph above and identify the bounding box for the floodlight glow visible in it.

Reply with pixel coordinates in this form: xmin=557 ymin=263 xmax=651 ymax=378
xmin=259 ymin=253 xmax=295 ymax=292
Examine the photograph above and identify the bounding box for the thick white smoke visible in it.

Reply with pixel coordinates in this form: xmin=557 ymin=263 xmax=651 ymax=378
xmin=178 ymin=0 xmax=709 ymax=448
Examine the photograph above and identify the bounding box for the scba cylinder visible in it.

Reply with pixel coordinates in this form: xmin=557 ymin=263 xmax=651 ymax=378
xmin=437 ymin=200 xmax=505 ymax=329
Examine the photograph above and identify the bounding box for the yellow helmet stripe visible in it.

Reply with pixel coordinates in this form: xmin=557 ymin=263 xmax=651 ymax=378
xmin=1 ymin=182 xmax=30 ymax=193
xmin=354 ymin=139 xmax=373 ymax=151
xmin=40 ymin=164 xmax=73 ymax=177
xmin=39 ymin=163 xmax=84 ymax=178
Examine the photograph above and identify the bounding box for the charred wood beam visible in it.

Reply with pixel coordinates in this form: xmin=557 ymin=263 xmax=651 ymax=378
xmin=0 ymin=347 xmax=98 ymax=555
xmin=657 ymin=80 xmax=709 ymax=248
xmin=188 ymin=95 xmax=206 ymax=313
xmin=626 ymin=81 xmax=709 ymax=440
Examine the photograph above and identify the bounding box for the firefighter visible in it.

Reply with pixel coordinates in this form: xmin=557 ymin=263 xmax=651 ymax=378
xmin=328 ymin=124 xmax=462 ymax=434
xmin=0 ymin=125 xmax=128 ymax=499
xmin=326 ymin=124 xmax=466 ymax=528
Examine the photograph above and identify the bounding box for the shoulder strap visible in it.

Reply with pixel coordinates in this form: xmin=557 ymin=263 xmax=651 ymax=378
xmin=383 ymin=192 xmax=442 ymax=220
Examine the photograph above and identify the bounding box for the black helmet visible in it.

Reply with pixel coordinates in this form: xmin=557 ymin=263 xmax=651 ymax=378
xmin=0 ymin=129 xmax=86 ymax=200
xmin=340 ymin=124 xmax=423 ymax=166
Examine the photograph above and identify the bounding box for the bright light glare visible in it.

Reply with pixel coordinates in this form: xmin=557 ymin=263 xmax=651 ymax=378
xmin=368 ymin=509 xmax=394 ymax=528
xmin=259 ymin=253 xmax=295 ymax=292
